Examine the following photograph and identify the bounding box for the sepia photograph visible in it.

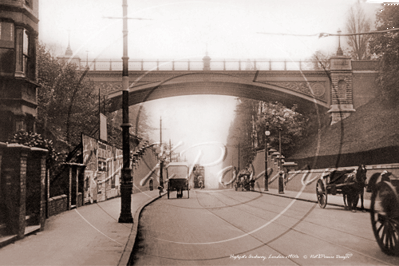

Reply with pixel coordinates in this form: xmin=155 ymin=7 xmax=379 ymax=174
xmin=0 ymin=0 xmax=399 ymax=265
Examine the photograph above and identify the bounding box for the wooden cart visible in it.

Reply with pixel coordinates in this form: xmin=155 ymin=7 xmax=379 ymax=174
xmin=166 ymin=162 xmax=189 ymax=199
xmin=316 ymin=169 xmax=356 ymax=208
xmin=369 ymin=171 xmax=399 ymax=256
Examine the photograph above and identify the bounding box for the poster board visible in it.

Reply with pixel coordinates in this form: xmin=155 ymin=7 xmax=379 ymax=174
xmin=82 ymin=134 xmax=122 ymax=203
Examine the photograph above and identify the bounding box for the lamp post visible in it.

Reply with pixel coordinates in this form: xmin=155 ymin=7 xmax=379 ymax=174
xmin=159 ymin=117 xmax=163 ymax=188
xmin=278 ymin=127 xmax=282 ymax=170
xmin=264 ymin=124 xmax=270 ymax=191
xmin=118 ymin=0 xmax=133 ymax=223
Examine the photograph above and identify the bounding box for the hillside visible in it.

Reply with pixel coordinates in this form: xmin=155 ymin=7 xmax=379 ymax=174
xmin=288 ymin=96 xmax=399 ymax=168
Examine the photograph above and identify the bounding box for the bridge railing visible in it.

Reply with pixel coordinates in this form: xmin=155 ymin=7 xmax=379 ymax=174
xmin=80 ymin=59 xmax=319 ymax=71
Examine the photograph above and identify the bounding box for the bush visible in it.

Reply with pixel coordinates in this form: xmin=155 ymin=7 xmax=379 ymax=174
xmin=8 ymin=131 xmax=60 ymax=169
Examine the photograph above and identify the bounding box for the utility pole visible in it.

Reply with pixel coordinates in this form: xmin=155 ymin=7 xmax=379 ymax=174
xmin=278 ymin=127 xmax=282 ymax=170
xmin=237 ymin=142 xmax=241 ymax=171
xmin=104 ymin=1 xmax=150 ymax=224
xmin=159 ymin=117 xmax=163 ymax=188
xmin=169 ymin=139 xmax=172 ymax=162
xmin=118 ymin=0 xmax=133 ymax=223
xmin=264 ymin=124 xmax=270 ymax=191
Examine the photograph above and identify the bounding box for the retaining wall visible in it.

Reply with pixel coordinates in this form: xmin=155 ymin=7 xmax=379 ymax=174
xmin=272 ymin=164 xmax=399 ymax=200
xmin=48 ymin=195 xmax=67 ymax=217
xmin=251 ymin=149 xmax=399 ymax=200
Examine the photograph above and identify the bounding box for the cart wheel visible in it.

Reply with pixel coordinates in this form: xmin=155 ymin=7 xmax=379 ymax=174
xmin=316 ymin=179 xmax=328 ymax=208
xmin=370 ymin=181 xmax=399 ymax=256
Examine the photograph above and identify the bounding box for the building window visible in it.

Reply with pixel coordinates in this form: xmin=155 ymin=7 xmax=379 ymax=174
xmin=0 ymin=22 xmax=15 ymax=74
xmin=23 ymin=29 xmax=29 ymax=74
xmin=15 ymin=28 xmax=30 ymax=76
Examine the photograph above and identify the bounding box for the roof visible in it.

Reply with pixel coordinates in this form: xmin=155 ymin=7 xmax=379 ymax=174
xmin=166 ymin=162 xmax=189 ymax=168
xmin=168 ymin=174 xmax=188 ymax=180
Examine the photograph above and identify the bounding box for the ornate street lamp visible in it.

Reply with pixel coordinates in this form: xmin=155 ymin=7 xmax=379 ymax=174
xmin=264 ymin=123 xmax=270 ymax=191
xmin=119 ymin=0 xmax=133 ymax=223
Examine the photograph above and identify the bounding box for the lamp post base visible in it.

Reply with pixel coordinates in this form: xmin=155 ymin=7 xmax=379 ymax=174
xmin=118 ymin=215 xmax=133 ymax=223
xmin=118 ymin=169 xmax=133 ymax=223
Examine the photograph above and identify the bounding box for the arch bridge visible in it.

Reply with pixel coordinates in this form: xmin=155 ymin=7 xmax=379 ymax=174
xmin=84 ymin=56 xmax=378 ymax=124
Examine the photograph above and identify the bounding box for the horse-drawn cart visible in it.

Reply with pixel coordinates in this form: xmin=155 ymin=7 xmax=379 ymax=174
xmin=234 ymin=169 xmax=252 ymax=191
xmin=369 ymin=171 xmax=399 ymax=256
xmin=316 ymin=165 xmax=367 ymax=209
xmin=166 ymin=162 xmax=189 ymax=199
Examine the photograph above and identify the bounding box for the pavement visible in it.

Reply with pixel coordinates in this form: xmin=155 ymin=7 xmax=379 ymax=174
xmin=0 ymin=189 xmax=163 ymax=266
xmin=0 ymin=187 xmax=370 ymax=266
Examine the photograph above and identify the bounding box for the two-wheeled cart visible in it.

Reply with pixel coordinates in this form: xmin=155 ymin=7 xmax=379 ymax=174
xmin=369 ymin=171 xmax=399 ymax=256
xmin=316 ymin=169 xmax=356 ymax=208
xmin=166 ymin=162 xmax=189 ymax=199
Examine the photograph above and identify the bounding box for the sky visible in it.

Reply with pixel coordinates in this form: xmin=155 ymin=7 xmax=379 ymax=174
xmin=39 ymin=0 xmax=380 ymax=60
xmin=38 ymin=0 xmax=381 ymax=165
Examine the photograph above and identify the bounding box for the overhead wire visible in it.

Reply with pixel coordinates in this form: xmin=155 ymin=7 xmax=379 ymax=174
xmin=257 ymin=27 xmax=399 ymax=38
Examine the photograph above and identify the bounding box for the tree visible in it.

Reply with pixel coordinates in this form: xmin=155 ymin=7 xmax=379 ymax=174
xmin=37 ymin=43 xmax=99 ymax=150
xmin=309 ymin=50 xmax=331 ymax=70
xmin=368 ymin=4 xmax=399 ymax=101
xmin=345 ymin=0 xmax=372 ymax=60
xmin=109 ymin=105 xmax=152 ymax=141
xmin=95 ymin=82 xmax=153 ymax=142
xmin=254 ymin=102 xmax=307 ymax=156
xmin=225 ymin=98 xmax=258 ymax=169
xmin=226 ymin=99 xmax=308 ymax=168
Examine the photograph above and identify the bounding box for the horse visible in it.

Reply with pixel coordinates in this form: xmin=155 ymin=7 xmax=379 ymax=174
xmin=342 ymin=164 xmax=367 ymax=212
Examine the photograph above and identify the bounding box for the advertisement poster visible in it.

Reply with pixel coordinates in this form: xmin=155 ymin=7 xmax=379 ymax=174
xmin=82 ymin=134 xmax=122 ymax=203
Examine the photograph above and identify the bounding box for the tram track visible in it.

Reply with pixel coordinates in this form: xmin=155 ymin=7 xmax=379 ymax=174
xmin=195 ymin=189 xmax=396 ymax=265
xmin=134 ymin=189 xmax=301 ymax=264
xmin=191 ymin=189 xmax=303 ymax=265
xmin=133 ymin=189 xmax=397 ymax=265
xmin=213 ymin=190 xmax=373 ymax=242
xmin=163 ymin=189 xmax=373 ymax=246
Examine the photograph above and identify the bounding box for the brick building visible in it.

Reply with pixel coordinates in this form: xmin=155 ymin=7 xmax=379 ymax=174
xmin=0 ymin=0 xmax=39 ymax=141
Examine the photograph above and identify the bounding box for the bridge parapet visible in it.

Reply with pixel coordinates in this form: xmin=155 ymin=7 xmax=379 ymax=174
xmin=81 ymin=59 xmax=319 ymax=72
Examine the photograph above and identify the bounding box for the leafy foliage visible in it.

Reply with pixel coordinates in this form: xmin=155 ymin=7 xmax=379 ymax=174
xmin=254 ymin=102 xmax=307 ymax=156
xmin=229 ymin=98 xmax=258 ymax=168
xmin=369 ymin=5 xmax=399 ymax=102
xmin=8 ymin=131 xmax=61 ymax=170
xmin=110 ymin=105 xmax=152 ymax=141
xmin=227 ymin=99 xmax=310 ymax=168
xmin=37 ymin=43 xmax=98 ymax=150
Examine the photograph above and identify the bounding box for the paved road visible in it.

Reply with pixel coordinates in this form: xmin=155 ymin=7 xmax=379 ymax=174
xmin=132 ymin=189 xmax=399 ymax=265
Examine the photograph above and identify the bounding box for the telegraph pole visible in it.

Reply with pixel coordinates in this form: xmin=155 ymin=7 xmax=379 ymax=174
xmin=264 ymin=124 xmax=270 ymax=191
xmin=118 ymin=0 xmax=133 ymax=223
xmin=159 ymin=117 xmax=163 ymax=188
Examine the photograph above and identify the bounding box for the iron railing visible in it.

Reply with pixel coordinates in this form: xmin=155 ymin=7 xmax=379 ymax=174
xmin=80 ymin=59 xmax=320 ymax=71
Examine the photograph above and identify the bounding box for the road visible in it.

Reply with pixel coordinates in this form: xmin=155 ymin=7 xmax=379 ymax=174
xmin=131 ymin=189 xmax=399 ymax=265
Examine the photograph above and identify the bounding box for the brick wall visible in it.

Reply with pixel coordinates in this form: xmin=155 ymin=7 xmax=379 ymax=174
xmin=331 ymin=73 xmax=353 ymax=105
xmin=283 ymin=163 xmax=399 ymax=200
xmin=48 ymin=195 xmax=67 ymax=217
xmin=77 ymin=193 xmax=83 ymax=208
